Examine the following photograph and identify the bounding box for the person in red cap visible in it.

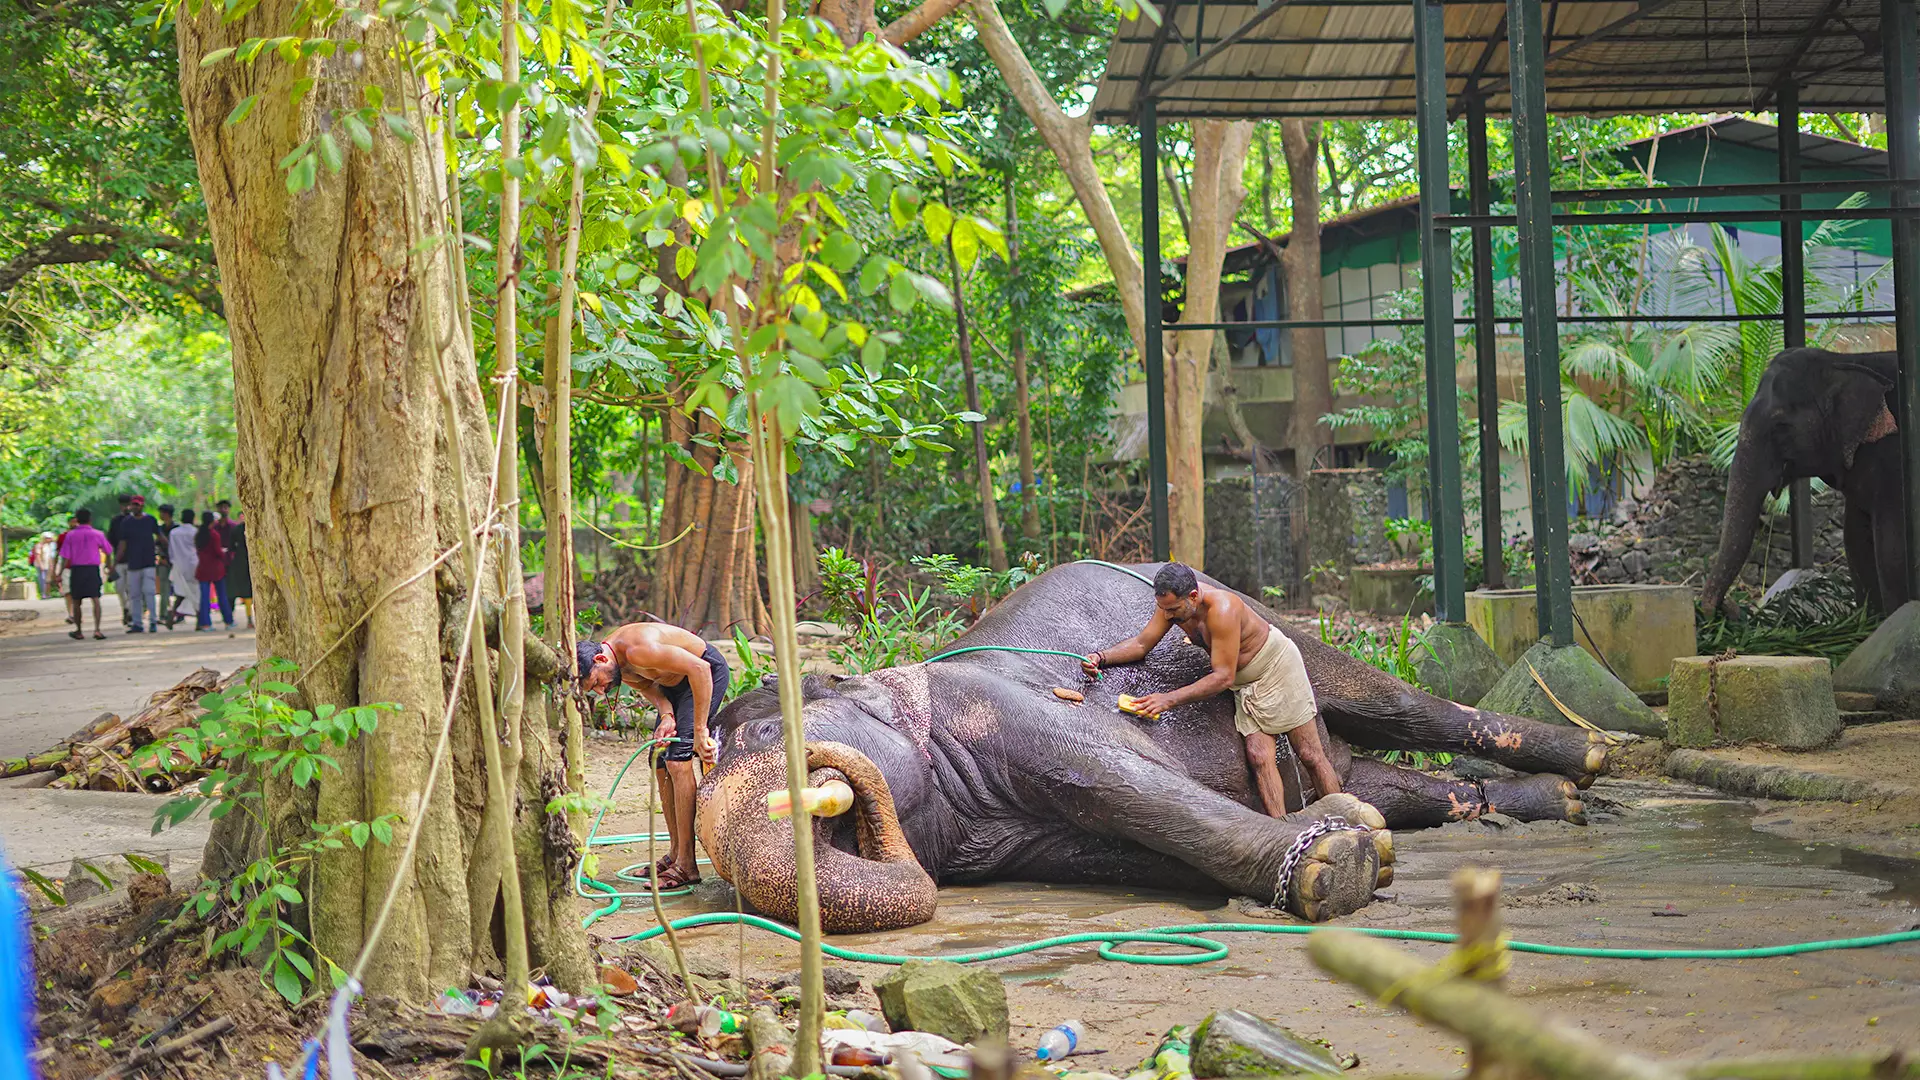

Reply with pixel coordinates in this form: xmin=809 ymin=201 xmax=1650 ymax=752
xmin=112 ymin=496 xmax=166 ymax=633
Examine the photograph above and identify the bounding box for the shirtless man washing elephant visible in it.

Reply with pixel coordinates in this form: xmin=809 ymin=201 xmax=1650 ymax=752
xmin=578 ymin=621 xmax=731 ymax=889
xmin=1084 ymin=562 xmax=1342 ymax=815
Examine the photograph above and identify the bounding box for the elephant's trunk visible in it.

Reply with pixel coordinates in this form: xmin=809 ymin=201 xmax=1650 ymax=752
xmin=698 ymin=740 xmax=936 ymax=934
xmin=1701 ymin=432 xmax=1779 ymax=615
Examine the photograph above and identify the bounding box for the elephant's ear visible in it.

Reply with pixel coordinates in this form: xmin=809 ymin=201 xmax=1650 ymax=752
xmin=1833 ymin=360 xmax=1898 ymax=468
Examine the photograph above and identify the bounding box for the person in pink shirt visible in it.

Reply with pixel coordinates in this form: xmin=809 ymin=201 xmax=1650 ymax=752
xmin=55 ymin=509 xmax=113 ymax=640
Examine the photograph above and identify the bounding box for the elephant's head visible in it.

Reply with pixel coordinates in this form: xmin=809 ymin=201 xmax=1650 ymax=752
xmin=697 ymin=695 xmax=936 ymax=933
xmin=1701 ymin=349 xmax=1897 ymax=614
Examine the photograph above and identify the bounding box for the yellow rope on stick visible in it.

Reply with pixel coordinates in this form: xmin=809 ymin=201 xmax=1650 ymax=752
xmin=1376 ymin=934 xmax=1513 ymax=1005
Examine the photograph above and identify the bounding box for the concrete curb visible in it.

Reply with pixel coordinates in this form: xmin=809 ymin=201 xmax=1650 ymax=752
xmin=1662 ymin=748 xmax=1911 ymax=803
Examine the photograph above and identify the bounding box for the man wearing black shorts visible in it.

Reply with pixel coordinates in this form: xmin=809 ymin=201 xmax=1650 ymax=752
xmin=578 ymin=621 xmax=731 ymax=888
xmin=55 ymin=509 xmax=114 ymax=640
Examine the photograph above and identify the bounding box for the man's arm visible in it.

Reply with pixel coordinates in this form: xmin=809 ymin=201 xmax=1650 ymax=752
xmin=1085 ymin=608 xmax=1176 ymax=672
xmin=629 ymin=642 xmax=717 ymax=765
xmin=1130 ymin=601 xmax=1242 ymax=716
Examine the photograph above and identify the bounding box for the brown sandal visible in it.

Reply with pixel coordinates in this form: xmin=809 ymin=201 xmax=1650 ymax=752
xmin=630 ymin=855 xmax=676 ymax=879
xmin=653 ymin=863 xmax=701 ymax=890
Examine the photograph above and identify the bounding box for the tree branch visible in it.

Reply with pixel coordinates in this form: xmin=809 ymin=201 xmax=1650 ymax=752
xmin=880 ymin=0 xmax=966 ymax=44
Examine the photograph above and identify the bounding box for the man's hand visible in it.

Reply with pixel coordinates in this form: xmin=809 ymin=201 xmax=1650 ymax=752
xmin=695 ymin=724 xmax=717 ymax=768
xmin=1081 ymin=652 xmax=1103 ymax=677
xmin=1128 ymin=692 xmax=1179 ymax=718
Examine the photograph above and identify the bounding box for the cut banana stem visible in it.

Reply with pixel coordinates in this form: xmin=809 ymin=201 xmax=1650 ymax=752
xmin=766 ymin=779 xmax=855 ymax=821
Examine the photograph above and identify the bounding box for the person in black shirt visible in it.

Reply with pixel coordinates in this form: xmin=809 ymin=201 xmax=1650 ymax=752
xmin=113 ymin=496 xmax=166 ymax=633
xmin=107 ymin=495 xmax=134 ymax=627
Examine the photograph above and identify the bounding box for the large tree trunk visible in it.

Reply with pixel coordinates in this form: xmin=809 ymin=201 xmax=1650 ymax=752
xmin=1165 ymin=120 xmax=1255 ymax=568
xmin=1282 ymin=119 xmax=1332 ymax=481
xmin=176 ymin=3 xmax=589 ymax=999
xmin=656 ymin=408 xmax=769 ymax=635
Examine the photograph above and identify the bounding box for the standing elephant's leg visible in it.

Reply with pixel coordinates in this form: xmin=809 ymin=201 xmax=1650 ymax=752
xmin=1030 ymin=730 xmax=1387 ymax=921
xmin=1844 ymin=503 xmax=1884 ymax=612
xmin=1343 ymin=757 xmax=1585 ymax=828
xmin=1873 ymin=503 xmax=1910 ymax=611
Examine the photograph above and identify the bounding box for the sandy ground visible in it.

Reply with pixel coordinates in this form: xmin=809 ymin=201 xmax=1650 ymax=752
xmin=0 ymin=598 xmax=245 ymax=876
xmin=583 ymin=741 xmax=1920 ymax=1073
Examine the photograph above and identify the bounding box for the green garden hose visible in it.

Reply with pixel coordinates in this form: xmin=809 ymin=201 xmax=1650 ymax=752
xmin=577 ymin=738 xmax=701 ymax=928
xmin=616 ymin=912 xmax=1920 ymax=967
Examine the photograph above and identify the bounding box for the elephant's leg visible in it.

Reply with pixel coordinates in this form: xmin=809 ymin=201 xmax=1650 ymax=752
xmin=1873 ymin=504 xmax=1910 ymax=611
xmin=1325 ymin=692 xmax=1609 ymax=788
xmin=1030 ymin=733 xmax=1386 ymax=921
xmin=1844 ymin=503 xmax=1884 ymax=612
xmin=1344 ymin=757 xmax=1585 ymax=831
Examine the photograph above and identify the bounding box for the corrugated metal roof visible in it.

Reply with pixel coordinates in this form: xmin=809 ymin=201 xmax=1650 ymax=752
xmin=1091 ymin=0 xmax=1893 ymax=121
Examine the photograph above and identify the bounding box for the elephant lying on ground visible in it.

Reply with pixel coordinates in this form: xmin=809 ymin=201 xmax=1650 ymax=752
xmin=696 ymin=563 xmax=1610 ymax=933
xmin=1703 ymin=348 xmax=1903 ymax=615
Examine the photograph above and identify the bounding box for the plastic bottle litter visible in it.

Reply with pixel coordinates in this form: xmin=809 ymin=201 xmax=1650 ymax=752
xmin=665 ymin=1001 xmax=745 ymax=1037
xmin=436 ymin=989 xmax=479 ymax=1016
xmin=831 ymin=1045 xmax=890 ymax=1067
xmin=844 ymin=1009 xmax=887 ymax=1033
xmin=1036 ymin=1020 xmax=1085 ymax=1061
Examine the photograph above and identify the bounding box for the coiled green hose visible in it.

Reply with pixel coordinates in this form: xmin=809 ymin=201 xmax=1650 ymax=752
xmin=616 ymin=911 xmax=1920 ymax=966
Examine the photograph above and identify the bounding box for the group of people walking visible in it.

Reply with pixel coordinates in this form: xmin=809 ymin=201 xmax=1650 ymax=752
xmin=28 ymin=495 xmax=252 ymax=640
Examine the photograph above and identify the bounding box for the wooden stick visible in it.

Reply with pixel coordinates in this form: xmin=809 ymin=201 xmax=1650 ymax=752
xmin=86 ymin=1016 xmax=234 ymax=1080
xmin=1308 ymin=930 xmax=1678 ymax=1080
xmin=1452 ymin=867 xmax=1504 ymax=984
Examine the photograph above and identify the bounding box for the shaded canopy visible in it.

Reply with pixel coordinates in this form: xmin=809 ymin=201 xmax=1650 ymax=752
xmin=1091 ymin=0 xmax=1894 ymax=121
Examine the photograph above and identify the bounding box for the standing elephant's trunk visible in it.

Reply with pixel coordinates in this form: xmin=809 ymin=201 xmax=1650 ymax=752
xmin=1701 ymin=430 xmax=1780 ymax=616
xmin=698 ymin=740 xmax=936 ymax=933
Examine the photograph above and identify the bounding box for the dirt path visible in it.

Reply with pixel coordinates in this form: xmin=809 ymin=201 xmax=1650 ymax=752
xmin=582 ymin=751 xmax=1920 ymax=1072
xmin=0 ymin=598 xmax=247 ymax=878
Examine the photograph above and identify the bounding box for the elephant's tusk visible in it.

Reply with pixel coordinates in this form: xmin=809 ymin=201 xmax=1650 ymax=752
xmin=765 ymin=779 xmax=855 ymax=821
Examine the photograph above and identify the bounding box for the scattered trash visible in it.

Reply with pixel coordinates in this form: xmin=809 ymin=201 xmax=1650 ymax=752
xmin=1036 ymin=1019 xmax=1085 ymax=1061
xmin=843 ymin=1009 xmax=887 ymax=1032
xmin=820 ymin=1027 xmax=971 ymax=1071
xmin=666 ymin=1001 xmax=745 ymax=1038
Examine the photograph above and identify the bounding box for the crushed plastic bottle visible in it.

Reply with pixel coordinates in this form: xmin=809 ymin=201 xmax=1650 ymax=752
xmin=665 ymin=1001 xmax=744 ymax=1038
xmin=1036 ymin=1020 xmax=1085 ymax=1061
xmin=436 ymin=988 xmax=480 ymax=1016
xmin=844 ymin=1009 xmax=887 ymax=1033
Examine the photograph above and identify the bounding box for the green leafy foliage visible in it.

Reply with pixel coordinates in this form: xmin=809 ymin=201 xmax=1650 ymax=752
xmin=139 ymin=658 xmax=401 ymax=1004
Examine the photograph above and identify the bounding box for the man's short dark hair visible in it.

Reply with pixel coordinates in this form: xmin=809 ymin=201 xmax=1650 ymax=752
xmin=577 ymin=640 xmax=604 ymax=682
xmin=217 ymin=499 xmax=231 ymax=509
xmin=1153 ymin=562 xmax=1199 ymax=597
xmin=180 ymin=509 xmax=194 ymax=523
xmin=117 ymin=495 xmax=131 ymax=505
xmin=158 ymin=503 xmax=175 ymax=514
xmin=74 ymin=508 xmax=92 ymax=524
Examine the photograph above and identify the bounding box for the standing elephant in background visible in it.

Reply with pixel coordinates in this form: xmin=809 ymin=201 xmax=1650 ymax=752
xmin=1702 ymin=348 xmax=1904 ymax=616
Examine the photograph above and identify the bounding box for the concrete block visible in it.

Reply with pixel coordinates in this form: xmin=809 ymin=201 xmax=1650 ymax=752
xmin=1834 ymin=600 xmax=1920 ymax=717
xmin=873 ymin=959 xmax=1007 ymax=1043
xmin=1349 ymin=566 xmax=1432 ymax=617
xmin=1663 ymin=749 xmax=1907 ymax=802
xmin=1668 ymin=655 xmax=1843 ymax=750
xmin=1465 ymin=584 xmax=1695 ymax=694
xmin=1478 ymin=641 xmax=1664 ymax=737
xmin=1410 ymin=622 xmax=1505 ymax=705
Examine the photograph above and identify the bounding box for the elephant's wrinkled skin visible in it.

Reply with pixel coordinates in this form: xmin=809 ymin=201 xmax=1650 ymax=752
xmin=696 ymin=563 xmax=1608 ymax=933
xmin=1703 ymin=348 xmax=1904 ymax=614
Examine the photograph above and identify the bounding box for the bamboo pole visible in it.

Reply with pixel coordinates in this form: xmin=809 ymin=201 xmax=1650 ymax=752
xmin=1307 ymin=930 xmax=1678 ymax=1080
xmin=479 ymin=0 xmax=531 ymax=994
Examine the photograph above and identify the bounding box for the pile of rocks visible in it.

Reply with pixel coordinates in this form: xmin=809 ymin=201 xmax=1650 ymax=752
xmin=1570 ymin=455 xmax=1845 ymax=589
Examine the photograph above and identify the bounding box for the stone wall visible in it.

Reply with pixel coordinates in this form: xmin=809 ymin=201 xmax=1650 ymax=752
xmin=1306 ymin=468 xmax=1393 ymax=577
xmin=1204 ymin=475 xmax=1297 ymax=601
xmin=1575 ymin=455 xmax=1846 ymax=589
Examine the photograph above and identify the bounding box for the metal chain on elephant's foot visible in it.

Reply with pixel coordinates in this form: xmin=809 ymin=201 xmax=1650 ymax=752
xmin=1271 ymin=815 xmax=1373 ymax=912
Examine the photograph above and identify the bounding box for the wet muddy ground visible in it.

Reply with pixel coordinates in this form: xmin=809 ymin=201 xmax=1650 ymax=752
xmin=582 ymin=743 xmax=1920 ymax=1072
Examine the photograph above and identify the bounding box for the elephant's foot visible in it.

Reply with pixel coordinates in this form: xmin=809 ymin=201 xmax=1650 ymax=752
xmin=1483 ymin=774 xmax=1586 ymax=824
xmin=1275 ymin=794 xmax=1387 ymax=920
xmin=1578 ymin=731 xmax=1611 ymax=790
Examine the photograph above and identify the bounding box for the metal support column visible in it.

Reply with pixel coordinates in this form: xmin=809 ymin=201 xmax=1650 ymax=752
xmin=1507 ymin=0 xmax=1574 ymax=645
xmin=1779 ymin=84 xmax=1815 ymax=568
xmin=1468 ymin=94 xmax=1504 ymax=589
xmin=1886 ymin=0 xmax=1920 ymax=601
xmin=1415 ymin=0 xmax=1465 ymax=621
xmin=1140 ymin=101 xmax=1171 ymax=562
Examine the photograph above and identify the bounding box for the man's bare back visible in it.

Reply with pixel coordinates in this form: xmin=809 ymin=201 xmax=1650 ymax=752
xmin=601 ymin=621 xmax=711 ymax=689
